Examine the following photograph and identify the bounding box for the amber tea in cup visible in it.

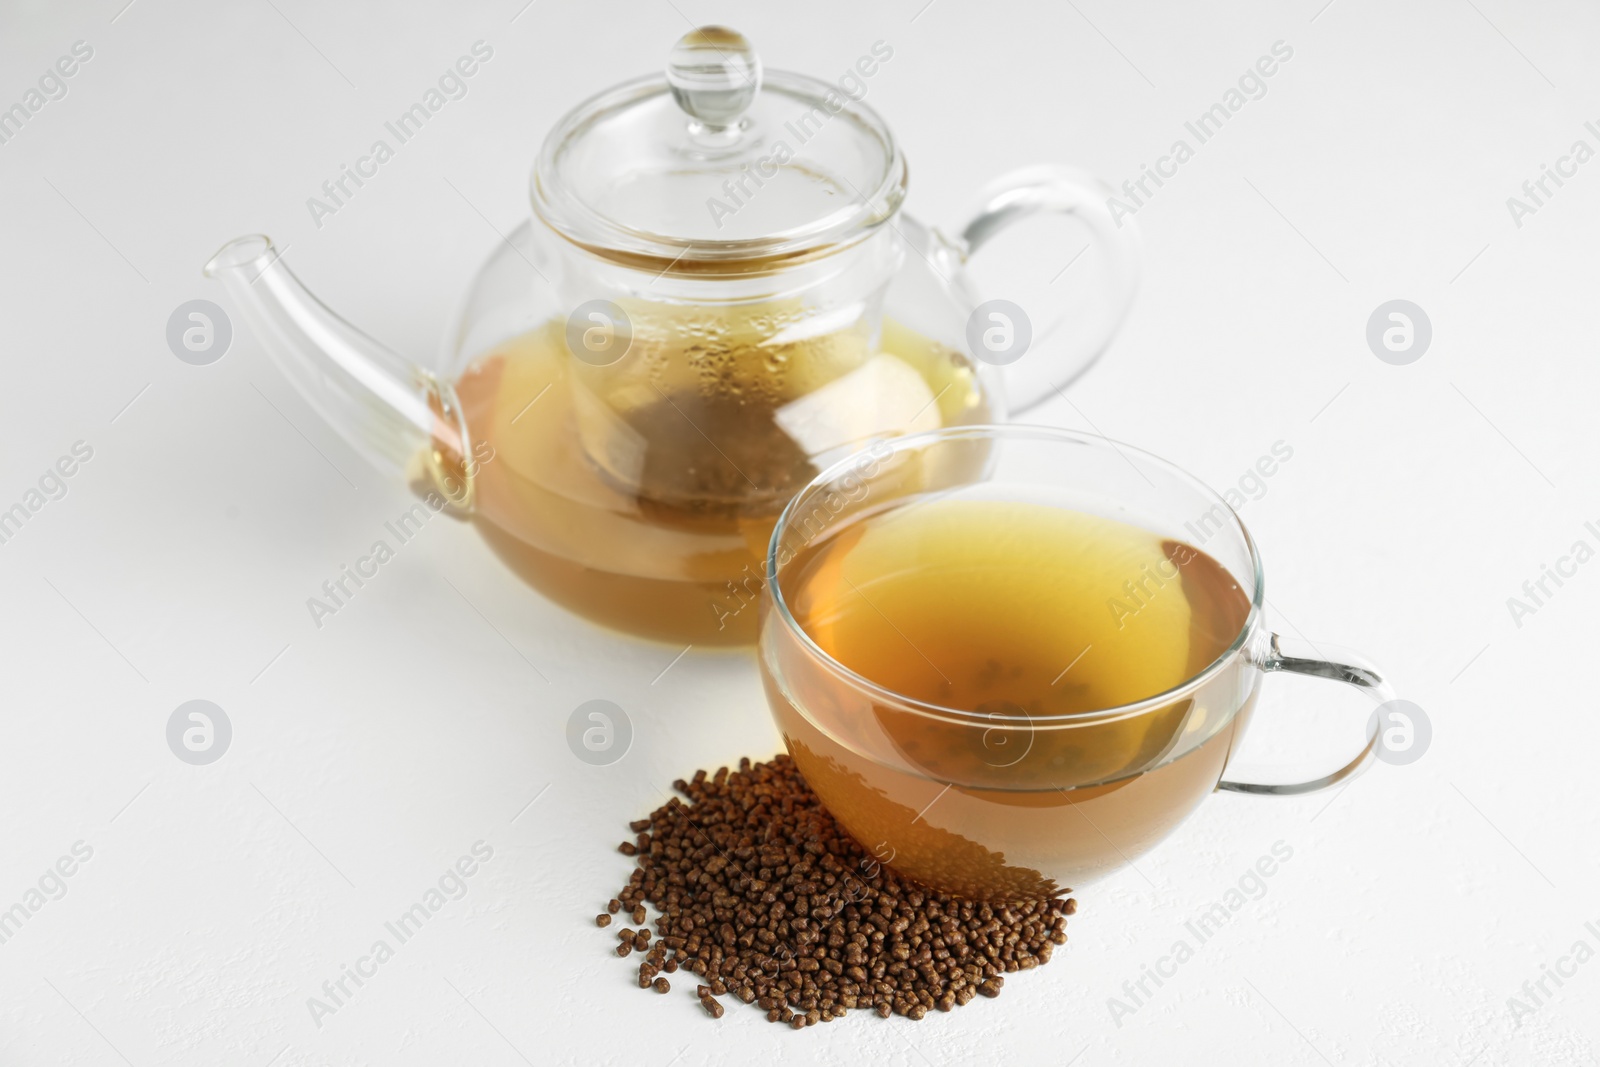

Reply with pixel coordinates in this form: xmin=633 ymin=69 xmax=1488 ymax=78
xmin=759 ymin=426 xmax=1389 ymax=900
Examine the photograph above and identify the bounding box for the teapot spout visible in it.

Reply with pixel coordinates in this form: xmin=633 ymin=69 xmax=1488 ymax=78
xmin=204 ymin=235 xmax=475 ymax=506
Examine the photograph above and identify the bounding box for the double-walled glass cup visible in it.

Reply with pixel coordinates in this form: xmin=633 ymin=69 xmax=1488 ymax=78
xmin=759 ymin=425 xmax=1389 ymax=900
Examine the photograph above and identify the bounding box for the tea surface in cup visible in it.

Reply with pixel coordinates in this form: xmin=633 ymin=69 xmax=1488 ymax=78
xmin=765 ymin=497 xmax=1256 ymax=898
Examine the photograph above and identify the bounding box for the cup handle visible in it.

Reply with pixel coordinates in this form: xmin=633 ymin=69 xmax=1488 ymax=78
xmin=1216 ymin=632 xmax=1390 ymax=797
xmin=956 ymin=165 xmax=1141 ymax=413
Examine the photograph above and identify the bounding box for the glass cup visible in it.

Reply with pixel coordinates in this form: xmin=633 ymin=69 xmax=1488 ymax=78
xmin=758 ymin=424 xmax=1389 ymax=900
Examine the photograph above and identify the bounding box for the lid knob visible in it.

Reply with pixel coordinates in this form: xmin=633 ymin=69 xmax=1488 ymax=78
xmin=666 ymin=27 xmax=762 ymax=130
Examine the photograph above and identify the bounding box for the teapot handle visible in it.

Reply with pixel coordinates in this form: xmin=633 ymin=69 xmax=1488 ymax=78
xmin=956 ymin=166 xmax=1140 ymax=414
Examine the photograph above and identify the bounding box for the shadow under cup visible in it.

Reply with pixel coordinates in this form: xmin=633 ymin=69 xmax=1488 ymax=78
xmin=759 ymin=425 xmax=1362 ymax=901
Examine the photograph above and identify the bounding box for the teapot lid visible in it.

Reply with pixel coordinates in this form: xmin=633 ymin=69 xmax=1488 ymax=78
xmin=532 ymin=27 xmax=907 ymax=270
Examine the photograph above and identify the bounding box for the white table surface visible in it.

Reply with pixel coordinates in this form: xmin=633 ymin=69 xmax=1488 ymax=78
xmin=2 ymin=1 xmax=1597 ymax=1064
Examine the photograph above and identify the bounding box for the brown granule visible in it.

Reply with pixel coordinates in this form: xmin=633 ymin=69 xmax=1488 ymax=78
xmin=598 ymin=754 xmax=1073 ymax=1026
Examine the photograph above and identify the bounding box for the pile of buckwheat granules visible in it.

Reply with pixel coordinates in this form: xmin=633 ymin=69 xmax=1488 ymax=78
xmin=595 ymin=754 xmax=1074 ymax=1028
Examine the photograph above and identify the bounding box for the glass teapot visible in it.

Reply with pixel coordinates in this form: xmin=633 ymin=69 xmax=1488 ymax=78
xmin=206 ymin=27 xmax=1138 ymax=646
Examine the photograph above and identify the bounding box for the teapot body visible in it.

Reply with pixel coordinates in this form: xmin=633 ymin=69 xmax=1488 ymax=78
xmin=443 ymin=212 xmax=1003 ymax=645
xmin=206 ymin=28 xmax=1138 ymax=647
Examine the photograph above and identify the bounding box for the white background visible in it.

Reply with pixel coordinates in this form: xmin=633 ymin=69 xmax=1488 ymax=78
xmin=1 ymin=0 xmax=1597 ymax=1064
